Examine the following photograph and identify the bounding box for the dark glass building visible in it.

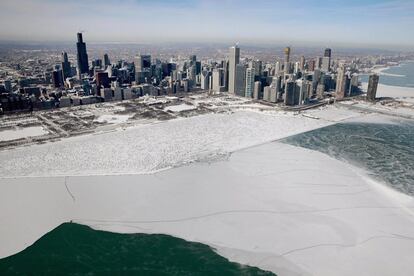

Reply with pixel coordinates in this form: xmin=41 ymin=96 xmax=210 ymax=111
xmin=76 ymin=33 xmax=89 ymax=78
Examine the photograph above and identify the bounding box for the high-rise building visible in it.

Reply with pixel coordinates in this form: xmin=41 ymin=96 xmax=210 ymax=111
xmin=52 ymin=70 xmax=64 ymax=88
xmin=275 ymin=61 xmax=281 ymax=74
xmin=76 ymin=33 xmax=89 ymax=78
xmin=321 ymin=49 xmax=332 ymax=72
xmin=367 ymin=74 xmax=379 ymax=101
xmin=61 ymin=52 xmax=72 ymax=81
xmin=222 ymin=60 xmax=229 ymax=90
xmin=349 ymin=74 xmax=359 ymax=96
xmin=308 ymin=59 xmax=316 ymax=71
xmin=103 ymin=54 xmax=111 ymax=68
xmin=189 ymin=55 xmax=197 ymax=64
xmin=245 ymin=67 xmax=255 ymax=98
xmin=335 ymin=66 xmax=347 ymax=99
xmin=212 ymin=69 xmax=224 ymax=92
xmin=269 ymin=77 xmax=280 ymax=103
xmin=315 ymin=57 xmax=323 ymax=70
xmin=188 ymin=65 xmax=197 ymax=84
xmin=296 ymin=79 xmax=308 ymax=105
xmin=135 ymin=55 xmax=151 ymax=72
xmin=263 ymin=86 xmax=271 ymax=102
xmin=284 ymin=80 xmax=295 ymax=106
xmin=284 ymin=47 xmax=291 ymax=74
xmin=200 ymin=70 xmax=210 ymax=90
xmin=253 ymin=81 xmax=261 ymax=100
xmin=228 ymin=45 xmax=240 ymax=94
xmin=300 ymin=56 xmax=306 ymax=71
xmin=284 ymin=47 xmax=291 ymax=63
xmin=249 ymin=60 xmax=262 ymax=77
xmin=235 ymin=64 xmax=246 ymax=97
xmin=96 ymin=71 xmax=110 ymax=89
xmin=321 ymin=57 xmax=331 ymax=72
xmin=135 ymin=55 xmax=152 ymax=83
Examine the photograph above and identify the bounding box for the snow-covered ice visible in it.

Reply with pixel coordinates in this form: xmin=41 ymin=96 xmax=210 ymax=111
xmin=1 ymin=106 xmax=413 ymax=276
xmin=0 ymin=126 xmax=48 ymax=142
xmin=1 ymin=142 xmax=414 ymax=276
xmin=0 ymin=109 xmax=352 ymax=178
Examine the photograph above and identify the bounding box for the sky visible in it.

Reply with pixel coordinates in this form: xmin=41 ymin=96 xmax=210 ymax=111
xmin=0 ymin=0 xmax=414 ymax=49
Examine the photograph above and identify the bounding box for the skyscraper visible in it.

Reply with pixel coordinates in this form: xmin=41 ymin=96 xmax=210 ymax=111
xmin=253 ymin=81 xmax=261 ymax=100
xmin=189 ymin=55 xmax=197 ymax=64
xmin=245 ymin=67 xmax=255 ymax=98
xmin=284 ymin=80 xmax=295 ymax=106
xmin=135 ymin=55 xmax=152 ymax=83
xmin=200 ymin=70 xmax=210 ymax=90
xmin=321 ymin=48 xmax=332 ymax=72
xmin=212 ymin=69 xmax=224 ymax=92
xmin=235 ymin=64 xmax=246 ymax=97
xmin=61 ymin=52 xmax=71 ymax=81
xmin=284 ymin=47 xmax=291 ymax=63
xmin=76 ymin=33 xmax=89 ymax=78
xmin=284 ymin=47 xmax=291 ymax=74
xmin=324 ymin=48 xmax=332 ymax=58
xmin=221 ymin=60 xmax=229 ymax=90
xmin=367 ymin=74 xmax=379 ymax=101
xmin=103 ymin=54 xmax=111 ymax=68
xmin=249 ymin=60 xmax=262 ymax=77
xmin=228 ymin=45 xmax=240 ymax=94
xmin=299 ymin=56 xmax=306 ymax=71
xmin=335 ymin=66 xmax=347 ymax=99
xmin=52 ymin=70 xmax=64 ymax=88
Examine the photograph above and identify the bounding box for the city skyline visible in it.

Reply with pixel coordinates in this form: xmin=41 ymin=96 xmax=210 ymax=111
xmin=1 ymin=0 xmax=414 ymax=50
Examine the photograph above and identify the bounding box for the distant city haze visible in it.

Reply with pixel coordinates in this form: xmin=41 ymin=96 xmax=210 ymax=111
xmin=0 ymin=0 xmax=414 ymax=49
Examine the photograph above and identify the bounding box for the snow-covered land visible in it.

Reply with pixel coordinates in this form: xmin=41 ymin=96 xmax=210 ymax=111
xmin=94 ymin=114 xmax=133 ymax=124
xmin=0 ymin=108 xmax=359 ymax=178
xmin=164 ymin=103 xmax=196 ymax=112
xmin=0 ymin=126 xmax=48 ymax=142
xmin=1 ymin=141 xmax=414 ymax=276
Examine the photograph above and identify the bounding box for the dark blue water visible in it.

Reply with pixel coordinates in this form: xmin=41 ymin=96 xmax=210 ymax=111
xmin=360 ymin=61 xmax=414 ymax=88
xmin=283 ymin=120 xmax=414 ymax=196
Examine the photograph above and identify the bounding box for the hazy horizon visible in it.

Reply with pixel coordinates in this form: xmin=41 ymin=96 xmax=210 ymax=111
xmin=1 ymin=0 xmax=414 ymax=51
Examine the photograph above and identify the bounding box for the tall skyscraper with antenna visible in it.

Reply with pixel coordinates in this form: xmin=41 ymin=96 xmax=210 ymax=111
xmin=76 ymin=32 xmax=89 ymax=78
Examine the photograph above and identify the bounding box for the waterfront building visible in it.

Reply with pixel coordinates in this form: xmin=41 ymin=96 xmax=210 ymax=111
xmin=335 ymin=66 xmax=347 ymax=99
xmin=284 ymin=80 xmax=295 ymax=106
xmin=367 ymin=74 xmax=379 ymax=101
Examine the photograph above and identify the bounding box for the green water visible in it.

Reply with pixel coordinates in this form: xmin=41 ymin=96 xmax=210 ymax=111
xmin=0 ymin=223 xmax=274 ymax=276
